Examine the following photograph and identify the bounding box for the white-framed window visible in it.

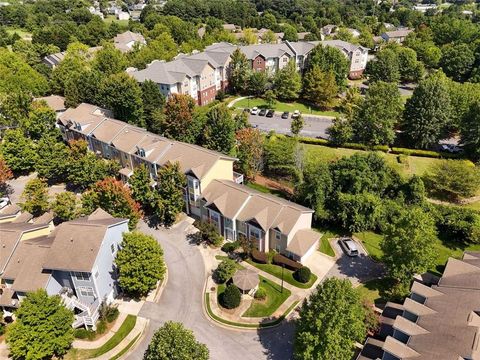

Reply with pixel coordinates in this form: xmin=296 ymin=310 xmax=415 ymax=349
xmin=73 ymin=272 xmax=90 ymax=281
xmin=78 ymin=286 xmax=95 ymax=297
xmin=209 ymin=211 xmax=220 ymax=224
xmin=249 ymin=226 xmax=261 ymax=240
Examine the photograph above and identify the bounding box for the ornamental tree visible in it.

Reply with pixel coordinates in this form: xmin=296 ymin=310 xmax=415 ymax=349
xmin=6 ymin=290 xmax=74 ymax=360
xmin=81 ymin=177 xmax=142 ymax=230
xmin=144 ymin=321 xmax=209 ymax=360
xmin=381 ymin=207 xmax=437 ymax=290
xmin=20 ymin=178 xmax=49 ymax=217
xmin=294 ymin=278 xmax=367 ymax=360
xmin=116 ymin=231 xmax=166 ymax=297
xmin=214 ymin=259 xmax=237 ymax=283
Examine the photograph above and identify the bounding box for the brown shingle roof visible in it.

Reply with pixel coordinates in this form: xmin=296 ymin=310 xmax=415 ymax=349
xmin=90 ymin=118 xmax=127 ymax=143
xmin=35 ymin=95 xmax=66 ymax=112
xmin=286 ymin=229 xmax=320 ymax=257
xmin=42 ymin=216 xmax=128 ymax=272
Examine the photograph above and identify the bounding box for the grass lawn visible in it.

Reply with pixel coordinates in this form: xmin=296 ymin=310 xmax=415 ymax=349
xmin=354 ymin=231 xmax=384 ymax=261
xmin=242 ymin=276 xmax=291 ymax=317
xmin=303 ymin=143 xmax=446 ymax=178
xmin=246 ymin=259 xmax=318 ymax=289
xmin=66 ymin=315 xmax=137 ymax=359
xmin=246 ymin=181 xmax=288 ymax=199
xmin=234 ymin=97 xmax=340 ymax=117
xmin=104 ymin=15 xmax=129 ymax=27
xmin=317 ymin=229 xmax=337 ymax=257
xmin=356 ymin=278 xmax=395 ymax=306
xmin=463 ymin=201 xmax=480 ymax=211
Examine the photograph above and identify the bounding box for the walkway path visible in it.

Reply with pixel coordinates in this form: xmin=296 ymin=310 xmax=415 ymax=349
xmin=127 ymin=220 xmax=296 ymax=360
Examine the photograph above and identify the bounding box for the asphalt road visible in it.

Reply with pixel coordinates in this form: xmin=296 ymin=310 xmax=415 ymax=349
xmin=128 ymin=221 xmax=295 ymax=360
xmin=248 ymin=113 xmax=333 ymax=139
xmin=326 ymin=239 xmax=385 ymax=286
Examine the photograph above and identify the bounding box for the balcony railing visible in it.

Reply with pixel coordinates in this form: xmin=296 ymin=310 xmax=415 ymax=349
xmin=233 ymin=172 xmax=244 ymax=184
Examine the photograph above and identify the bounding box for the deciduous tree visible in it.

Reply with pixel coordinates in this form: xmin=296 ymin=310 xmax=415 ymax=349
xmin=366 ymin=48 xmax=400 ymax=83
xmin=6 ymin=290 xmax=74 ymax=360
xmin=274 ymin=59 xmax=301 ymax=101
xmin=161 ymin=93 xmax=196 ymax=142
xmin=35 ymin=134 xmax=70 ymax=183
xmin=0 ymin=156 xmax=12 ymax=197
xmin=116 ymin=231 xmax=166 ymax=297
xmin=20 ymin=178 xmax=49 ymax=217
xmin=23 ymin=101 xmax=58 ymax=140
xmin=141 ymin=80 xmax=165 ymax=133
xmin=203 ymin=104 xmax=236 ymax=155
xmin=303 ymin=66 xmax=338 ymax=109
xmin=0 ymin=129 xmax=36 ymax=174
xmin=229 ymin=48 xmax=250 ymax=94
xmin=235 ymin=127 xmax=264 ymax=179
xmin=306 ymin=45 xmax=349 ymax=89
xmin=440 ymin=43 xmax=475 ymax=82
xmin=51 ymin=191 xmax=79 ymax=222
xmin=460 ymin=100 xmax=480 ymax=161
xmin=156 ymin=162 xmax=186 ymax=227
xmin=295 ymin=278 xmax=367 ymax=360
xmin=92 ymin=42 xmax=128 ymax=76
xmin=381 ymin=208 xmax=437 ymax=293
xmin=144 ymin=321 xmax=209 ymax=360
xmin=81 ymin=177 xmax=142 ymax=230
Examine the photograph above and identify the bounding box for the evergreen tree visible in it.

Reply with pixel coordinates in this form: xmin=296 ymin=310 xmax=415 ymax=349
xmin=141 ymin=80 xmax=165 ymax=133
xmin=290 ymin=115 xmax=305 ymax=136
xmin=460 ymin=100 xmax=480 ymax=161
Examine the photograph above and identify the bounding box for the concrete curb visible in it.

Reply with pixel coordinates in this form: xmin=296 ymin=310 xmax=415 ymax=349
xmin=113 ymin=318 xmax=150 ymax=360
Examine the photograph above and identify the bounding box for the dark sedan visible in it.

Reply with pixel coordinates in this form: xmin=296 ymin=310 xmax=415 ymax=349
xmin=281 ymin=111 xmax=289 ymax=119
xmin=258 ymin=108 xmax=267 ymax=116
xmin=266 ymin=109 xmax=274 ymax=117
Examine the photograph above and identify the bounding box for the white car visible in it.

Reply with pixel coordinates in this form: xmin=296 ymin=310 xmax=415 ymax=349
xmin=441 ymin=144 xmax=463 ymax=153
xmin=339 ymin=238 xmax=359 ymax=257
xmin=292 ymin=110 xmax=301 ymax=119
xmin=250 ymin=107 xmax=259 ymax=115
xmin=0 ymin=197 xmax=10 ymax=210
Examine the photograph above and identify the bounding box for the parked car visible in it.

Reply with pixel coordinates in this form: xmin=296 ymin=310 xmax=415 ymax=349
xmin=440 ymin=144 xmax=463 ymax=153
xmin=339 ymin=238 xmax=359 ymax=257
xmin=243 ymin=108 xmax=250 ymax=113
xmin=250 ymin=107 xmax=259 ymax=115
xmin=258 ymin=108 xmax=267 ymax=116
xmin=0 ymin=197 xmax=10 ymax=210
xmin=292 ymin=110 xmax=301 ymax=119
xmin=266 ymin=109 xmax=274 ymax=117
xmin=281 ymin=111 xmax=289 ymax=119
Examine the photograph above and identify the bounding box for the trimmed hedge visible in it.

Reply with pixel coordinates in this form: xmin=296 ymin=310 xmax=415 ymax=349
xmin=221 ymin=241 xmax=240 ymax=253
xmin=251 ymin=249 xmax=268 ymax=264
xmin=299 ymin=136 xmax=463 ymax=159
xmin=273 ymin=254 xmax=303 ymax=271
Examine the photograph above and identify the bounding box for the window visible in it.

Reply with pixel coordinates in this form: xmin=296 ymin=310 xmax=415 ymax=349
xmin=73 ymin=272 xmax=90 ymax=281
xmin=79 ymin=287 xmax=95 ymax=297
xmin=275 ymin=231 xmax=281 ymax=241
xmin=249 ymin=226 xmax=261 ymax=240
xmin=111 ymin=244 xmax=115 ymax=254
xmin=283 ymin=57 xmax=288 ymax=63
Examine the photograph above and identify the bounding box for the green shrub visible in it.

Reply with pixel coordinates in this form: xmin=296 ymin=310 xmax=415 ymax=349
xmin=74 ymin=328 xmax=96 ymax=340
xmin=294 ymin=267 xmax=312 ymax=283
xmin=273 ymin=254 xmax=303 ymax=271
xmin=298 ymin=137 xmax=389 ymax=152
xmin=434 ymin=205 xmax=480 ymax=244
xmin=194 ymin=220 xmax=223 ymax=247
xmin=391 ymin=147 xmax=446 ymax=158
xmin=221 ymin=241 xmax=240 ymax=253
xmin=214 ymin=259 xmax=237 ymax=283
xmin=254 ymin=287 xmax=267 ymax=300
xmin=96 ymin=320 xmax=107 ymax=335
xmin=99 ymin=302 xmax=119 ymax=323
xmin=220 ymin=284 xmax=241 ymax=309
xmin=0 ymin=324 xmax=5 ymax=336
xmin=267 ymin=250 xmax=276 ymax=264
xmin=251 ymin=249 xmax=268 ymax=264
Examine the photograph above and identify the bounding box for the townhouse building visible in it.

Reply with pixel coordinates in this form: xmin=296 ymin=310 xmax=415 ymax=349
xmin=113 ymin=31 xmax=146 ymax=53
xmin=128 ymin=40 xmax=369 ymax=104
xmin=357 ymin=251 xmax=480 ymax=360
xmin=56 ymin=103 xmax=321 ymax=264
xmin=0 ymin=209 xmax=129 ymax=330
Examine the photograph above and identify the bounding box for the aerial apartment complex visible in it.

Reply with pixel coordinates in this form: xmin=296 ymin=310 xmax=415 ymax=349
xmin=56 ymin=102 xmax=321 ymax=263
xmin=129 ymin=40 xmax=369 ymax=105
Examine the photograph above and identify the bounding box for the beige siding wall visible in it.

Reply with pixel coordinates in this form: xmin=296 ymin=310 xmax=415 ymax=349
xmin=278 ymin=54 xmax=291 ymax=70
xmin=200 ymin=64 xmax=216 ymax=90
xmin=269 ymin=229 xmax=288 ymax=252
xmin=286 ymin=212 xmax=313 ymax=244
xmin=350 ymin=50 xmax=368 ymax=72
xmin=200 ymin=158 xmax=234 ymax=191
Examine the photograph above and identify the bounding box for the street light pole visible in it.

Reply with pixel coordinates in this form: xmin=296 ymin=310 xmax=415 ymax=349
xmin=281 ymin=264 xmax=284 ymax=293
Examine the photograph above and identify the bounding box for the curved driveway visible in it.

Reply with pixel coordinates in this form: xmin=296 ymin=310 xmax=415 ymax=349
xmin=128 ymin=221 xmax=295 ymax=360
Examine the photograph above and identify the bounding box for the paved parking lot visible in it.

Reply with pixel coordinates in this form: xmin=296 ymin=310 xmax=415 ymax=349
xmin=248 ymin=112 xmax=333 ymax=139
xmin=326 ymin=238 xmax=385 ymax=286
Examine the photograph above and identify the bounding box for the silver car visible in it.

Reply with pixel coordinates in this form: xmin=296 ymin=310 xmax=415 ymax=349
xmin=339 ymin=238 xmax=359 ymax=257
